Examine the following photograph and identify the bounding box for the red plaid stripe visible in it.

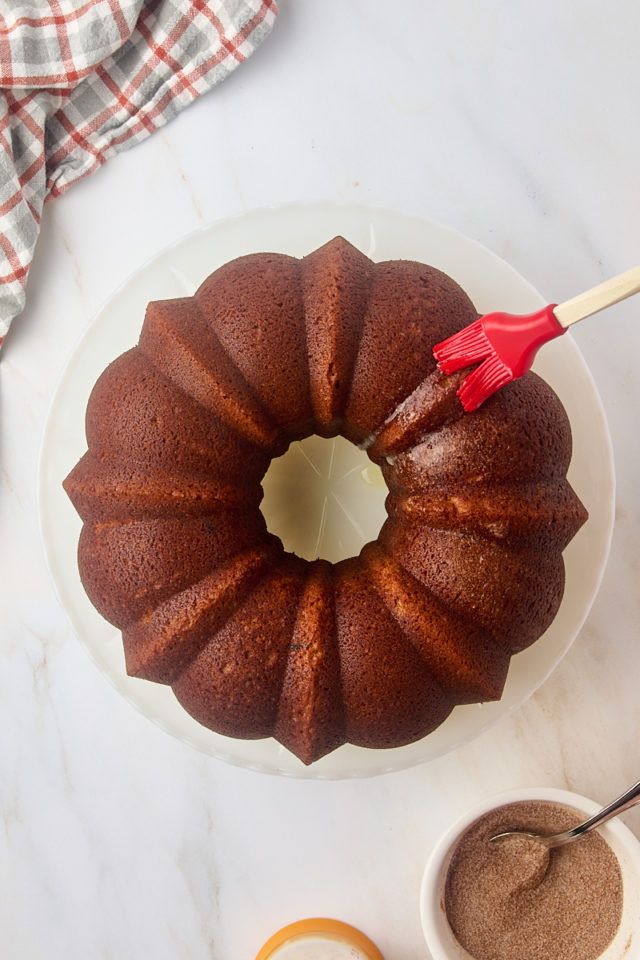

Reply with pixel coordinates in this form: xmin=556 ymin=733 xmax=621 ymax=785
xmin=195 ymin=0 xmax=246 ymax=63
xmin=1 ymin=2 xmax=99 ymax=34
xmin=0 ymin=230 xmax=29 ymax=285
xmin=135 ymin=16 xmax=201 ymax=98
xmin=107 ymin=0 xmax=133 ymax=41
xmin=0 ymin=0 xmax=278 ymax=345
xmin=48 ymin=1 xmax=80 ymax=85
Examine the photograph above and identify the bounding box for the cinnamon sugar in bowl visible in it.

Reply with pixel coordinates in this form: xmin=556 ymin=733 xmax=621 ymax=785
xmin=420 ymin=788 xmax=640 ymax=960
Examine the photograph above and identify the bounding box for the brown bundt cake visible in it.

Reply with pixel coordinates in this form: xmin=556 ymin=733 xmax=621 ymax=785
xmin=63 ymin=237 xmax=587 ymax=764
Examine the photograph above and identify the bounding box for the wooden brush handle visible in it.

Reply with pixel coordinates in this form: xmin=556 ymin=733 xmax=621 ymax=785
xmin=554 ymin=264 xmax=640 ymax=328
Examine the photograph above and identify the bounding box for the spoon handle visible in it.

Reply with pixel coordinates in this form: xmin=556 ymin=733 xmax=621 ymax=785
xmin=560 ymin=779 xmax=640 ymax=845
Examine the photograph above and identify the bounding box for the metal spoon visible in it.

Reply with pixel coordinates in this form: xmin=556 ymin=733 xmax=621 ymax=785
xmin=491 ymin=779 xmax=640 ymax=849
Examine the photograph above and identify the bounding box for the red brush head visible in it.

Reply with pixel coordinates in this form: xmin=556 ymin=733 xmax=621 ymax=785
xmin=433 ymin=304 xmax=564 ymax=411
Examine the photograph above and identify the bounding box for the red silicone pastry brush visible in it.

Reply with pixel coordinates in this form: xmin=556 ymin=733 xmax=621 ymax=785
xmin=433 ymin=264 xmax=640 ymax=411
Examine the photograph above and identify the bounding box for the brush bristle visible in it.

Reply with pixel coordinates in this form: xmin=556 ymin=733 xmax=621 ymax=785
xmin=433 ymin=318 xmax=493 ymax=373
xmin=458 ymin=354 xmax=513 ymax=412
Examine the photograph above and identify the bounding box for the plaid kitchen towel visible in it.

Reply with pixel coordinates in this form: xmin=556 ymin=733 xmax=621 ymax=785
xmin=0 ymin=0 xmax=278 ymax=349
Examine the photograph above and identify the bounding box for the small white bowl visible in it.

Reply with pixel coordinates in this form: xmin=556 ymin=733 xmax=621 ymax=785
xmin=420 ymin=787 xmax=640 ymax=960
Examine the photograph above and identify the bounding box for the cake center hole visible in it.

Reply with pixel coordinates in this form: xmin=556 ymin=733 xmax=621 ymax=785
xmin=260 ymin=435 xmax=388 ymax=563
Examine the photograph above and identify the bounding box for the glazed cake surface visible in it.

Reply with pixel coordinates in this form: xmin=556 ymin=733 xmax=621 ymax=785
xmin=64 ymin=237 xmax=587 ymax=764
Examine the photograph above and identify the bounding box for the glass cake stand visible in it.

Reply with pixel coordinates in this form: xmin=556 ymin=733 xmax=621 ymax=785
xmin=38 ymin=203 xmax=615 ymax=779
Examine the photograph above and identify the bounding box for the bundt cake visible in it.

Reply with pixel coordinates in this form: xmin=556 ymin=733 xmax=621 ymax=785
xmin=63 ymin=236 xmax=587 ymax=764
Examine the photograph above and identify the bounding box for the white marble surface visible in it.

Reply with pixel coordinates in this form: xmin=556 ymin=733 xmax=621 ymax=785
xmin=2 ymin=1 xmax=640 ymax=957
